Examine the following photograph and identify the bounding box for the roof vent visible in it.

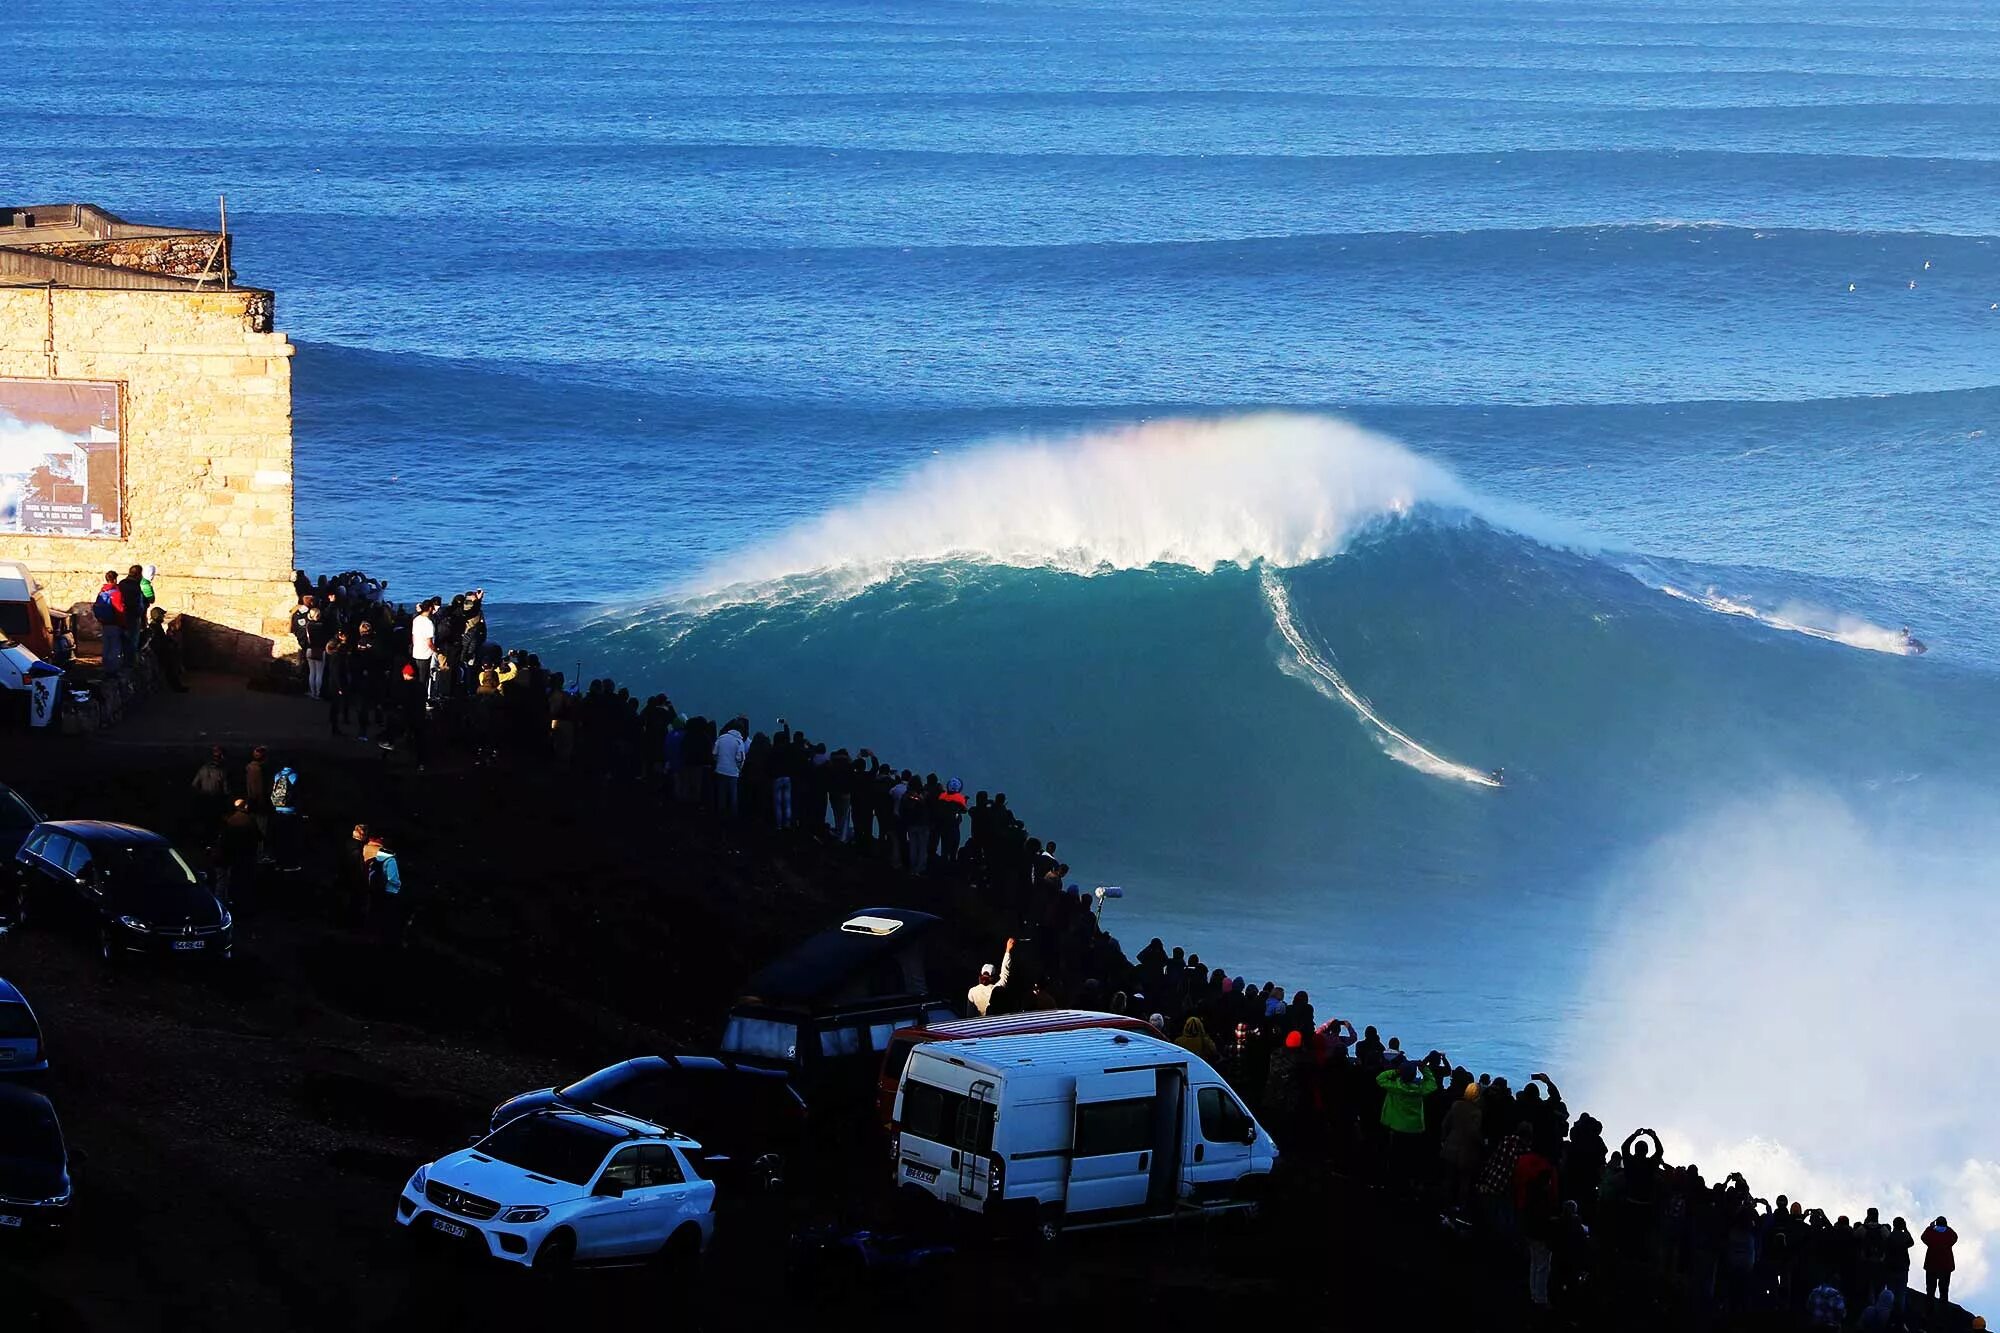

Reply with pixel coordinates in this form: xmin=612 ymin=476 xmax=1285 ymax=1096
xmin=840 ymin=914 xmax=904 ymax=936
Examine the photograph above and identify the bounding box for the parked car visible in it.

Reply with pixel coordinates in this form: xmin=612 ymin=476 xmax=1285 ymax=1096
xmin=397 ymin=1108 xmax=715 ymax=1270
xmin=874 ymin=1010 xmax=1155 ymax=1135
xmin=0 ymin=978 xmax=47 ymax=1074
xmin=0 ymin=1084 xmax=76 ymax=1234
xmin=893 ymin=1028 xmax=1277 ymax=1239
xmin=0 ymin=783 xmax=41 ymax=864
xmin=490 ymin=1055 xmax=806 ymax=1192
xmin=722 ymin=909 xmax=955 ymax=1107
xmin=12 ymin=821 xmax=232 ymax=963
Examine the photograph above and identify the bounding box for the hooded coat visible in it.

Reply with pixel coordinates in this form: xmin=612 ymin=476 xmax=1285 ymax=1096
xmin=1377 ymin=1065 xmax=1431 ymax=1136
xmin=1439 ymin=1093 xmax=1484 ymax=1167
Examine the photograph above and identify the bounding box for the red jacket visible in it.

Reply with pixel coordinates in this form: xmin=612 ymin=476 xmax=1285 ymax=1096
xmin=1923 ymin=1225 xmax=1957 ymax=1274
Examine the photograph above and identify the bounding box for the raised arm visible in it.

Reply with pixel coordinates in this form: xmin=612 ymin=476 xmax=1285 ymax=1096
xmin=1531 ymin=1072 xmax=1563 ymax=1102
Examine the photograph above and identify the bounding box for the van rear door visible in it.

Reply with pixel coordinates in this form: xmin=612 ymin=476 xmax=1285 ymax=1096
xmin=1065 ymin=1069 xmax=1156 ymax=1217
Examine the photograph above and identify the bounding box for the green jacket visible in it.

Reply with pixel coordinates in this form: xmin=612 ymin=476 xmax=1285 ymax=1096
xmin=1377 ymin=1067 xmax=1432 ymax=1135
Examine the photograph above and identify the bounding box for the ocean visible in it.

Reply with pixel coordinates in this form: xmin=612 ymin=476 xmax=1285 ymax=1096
xmin=10 ymin=0 xmax=2000 ymax=1290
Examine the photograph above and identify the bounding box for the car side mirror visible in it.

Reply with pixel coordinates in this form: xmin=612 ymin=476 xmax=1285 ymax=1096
xmin=593 ymin=1177 xmax=626 ymax=1199
xmin=1242 ymin=1125 xmax=1258 ymax=1145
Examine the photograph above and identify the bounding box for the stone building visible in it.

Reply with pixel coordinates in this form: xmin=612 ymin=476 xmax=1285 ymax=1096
xmin=0 ymin=203 xmax=295 ymax=665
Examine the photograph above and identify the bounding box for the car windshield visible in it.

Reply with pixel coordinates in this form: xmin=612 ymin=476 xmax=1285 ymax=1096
xmin=0 ymin=1097 xmax=61 ymax=1160
xmin=559 ymin=1062 xmax=652 ymax=1108
xmin=0 ymin=1002 xmax=36 ymax=1039
xmin=474 ymin=1115 xmax=618 ymax=1186
xmin=99 ymin=844 xmax=208 ymax=913
xmin=98 ymin=842 xmax=197 ymax=887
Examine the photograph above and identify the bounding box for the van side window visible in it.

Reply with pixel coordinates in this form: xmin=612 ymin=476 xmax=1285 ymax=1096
xmin=1075 ymin=1099 xmax=1154 ymax=1157
xmin=899 ymin=1079 xmax=995 ymax=1154
xmin=818 ymin=1025 xmax=866 ymax=1058
xmin=1198 ymin=1086 xmax=1252 ymax=1143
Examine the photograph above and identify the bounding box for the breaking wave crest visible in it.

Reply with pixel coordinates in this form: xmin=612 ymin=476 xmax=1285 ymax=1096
xmin=696 ymin=413 xmax=1516 ymax=596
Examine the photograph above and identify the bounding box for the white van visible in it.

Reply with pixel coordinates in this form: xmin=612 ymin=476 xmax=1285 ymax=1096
xmin=891 ymin=1027 xmax=1277 ymax=1236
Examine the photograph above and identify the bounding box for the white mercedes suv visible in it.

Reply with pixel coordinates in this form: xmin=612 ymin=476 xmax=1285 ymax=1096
xmin=396 ymin=1108 xmax=716 ymax=1269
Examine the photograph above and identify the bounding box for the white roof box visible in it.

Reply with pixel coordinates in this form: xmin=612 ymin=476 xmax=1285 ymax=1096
xmin=840 ymin=914 xmax=905 ymax=937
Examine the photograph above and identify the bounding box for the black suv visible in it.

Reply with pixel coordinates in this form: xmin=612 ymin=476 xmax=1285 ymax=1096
xmin=489 ymin=1056 xmax=807 ymax=1192
xmin=13 ymin=822 xmax=233 ymax=963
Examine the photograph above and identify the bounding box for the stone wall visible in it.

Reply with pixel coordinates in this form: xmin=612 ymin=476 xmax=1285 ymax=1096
xmin=12 ymin=233 xmax=231 ymax=281
xmin=0 ymin=285 xmax=296 ymax=666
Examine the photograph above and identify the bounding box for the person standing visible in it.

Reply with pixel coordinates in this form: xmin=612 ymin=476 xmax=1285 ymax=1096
xmin=324 ymin=628 xmax=351 ymax=736
xmin=290 ymin=594 xmax=315 ymax=690
xmin=712 ymin=719 xmax=747 ymax=816
xmin=304 ymin=605 xmax=331 ymax=699
xmin=244 ymin=746 xmax=272 ymax=844
xmin=967 ymin=939 xmax=1014 ymax=1016
xmin=365 ymin=833 xmax=410 ymax=948
xmin=349 ymin=620 xmax=380 ymax=742
xmin=410 ymin=598 xmax=437 ymax=666
xmin=341 ymin=823 xmax=372 ymax=925
xmin=93 ymin=571 xmax=125 ymax=671
xmin=1922 ymin=1216 xmax=1957 ymax=1311
xmin=190 ymin=746 xmax=230 ymax=828
xmin=117 ymin=564 xmax=146 ymax=664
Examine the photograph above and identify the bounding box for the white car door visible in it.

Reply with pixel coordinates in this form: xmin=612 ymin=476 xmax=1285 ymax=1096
xmin=618 ymin=1144 xmax=692 ymax=1255
xmin=1188 ymin=1083 xmax=1255 ymax=1203
xmin=1065 ymin=1070 xmax=1156 ymax=1217
xmin=571 ymin=1146 xmax=644 ymax=1258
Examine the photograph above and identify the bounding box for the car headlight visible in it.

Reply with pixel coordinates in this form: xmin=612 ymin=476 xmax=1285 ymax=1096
xmin=408 ymin=1164 xmax=429 ymax=1193
xmin=500 ymin=1206 xmax=547 ymax=1224
xmin=117 ymin=915 xmax=152 ymax=933
xmin=218 ymin=910 xmax=233 ymax=930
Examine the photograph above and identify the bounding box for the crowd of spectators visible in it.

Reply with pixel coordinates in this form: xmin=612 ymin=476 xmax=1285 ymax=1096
xmin=246 ymin=569 xmax=1978 ymax=1330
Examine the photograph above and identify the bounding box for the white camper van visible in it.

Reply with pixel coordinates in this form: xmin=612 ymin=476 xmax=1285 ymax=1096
xmin=891 ymin=1028 xmax=1277 ymax=1236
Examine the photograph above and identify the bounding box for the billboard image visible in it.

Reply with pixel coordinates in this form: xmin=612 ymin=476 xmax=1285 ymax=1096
xmin=0 ymin=377 xmax=124 ymax=539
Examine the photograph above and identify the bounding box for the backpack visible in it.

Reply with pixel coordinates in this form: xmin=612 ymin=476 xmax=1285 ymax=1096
xmin=92 ymin=587 xmax=120 ymax=623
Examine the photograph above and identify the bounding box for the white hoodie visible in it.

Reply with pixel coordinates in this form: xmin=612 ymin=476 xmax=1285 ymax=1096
xmin=966 ymin=950 xmax=1012 ymax=1017
xmin=713 ymin=728 xmax=747 ymax=777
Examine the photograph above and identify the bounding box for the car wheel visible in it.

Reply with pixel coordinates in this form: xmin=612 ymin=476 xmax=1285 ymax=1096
xmin=532 ymin=1229 xmax=575 ymax=1271
xmin=654 ymin=1224 xmax=702 ymax=1277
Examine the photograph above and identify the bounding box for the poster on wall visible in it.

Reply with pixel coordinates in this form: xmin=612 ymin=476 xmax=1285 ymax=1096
xmin=0 ymin=377 xmax=124 ymax=539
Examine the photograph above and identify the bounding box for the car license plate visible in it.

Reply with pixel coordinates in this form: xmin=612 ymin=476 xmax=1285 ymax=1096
xmin=172 ymin=939 xmax=205 ymax=951
xmin=0 ymin=1215 xmax=22 ymax=1228
xmin=903 ymin=1160 xmax=938 ymax=1184
xmin=0 ymin=1050 xmax=15 ymax=1062
xmin=429 ymin=1217 xmax=469 ymax=1240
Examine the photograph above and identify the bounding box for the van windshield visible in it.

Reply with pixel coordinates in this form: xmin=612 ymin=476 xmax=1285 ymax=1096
xmin=720 ymin=1015 xmax=799 ymax=1063
xmin=881 ymin=1033 xmax=919 ymax=1085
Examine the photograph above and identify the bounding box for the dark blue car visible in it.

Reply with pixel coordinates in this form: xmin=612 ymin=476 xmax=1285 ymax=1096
xmin=0 ymin=978 xmax=46 ymax=1075
xmin=0 ymin=1084 xmax=74 ymax=1234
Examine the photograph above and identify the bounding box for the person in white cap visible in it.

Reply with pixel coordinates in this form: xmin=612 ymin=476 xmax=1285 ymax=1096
xmin=966 ymin=937 xmax=1014 ymax=1016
